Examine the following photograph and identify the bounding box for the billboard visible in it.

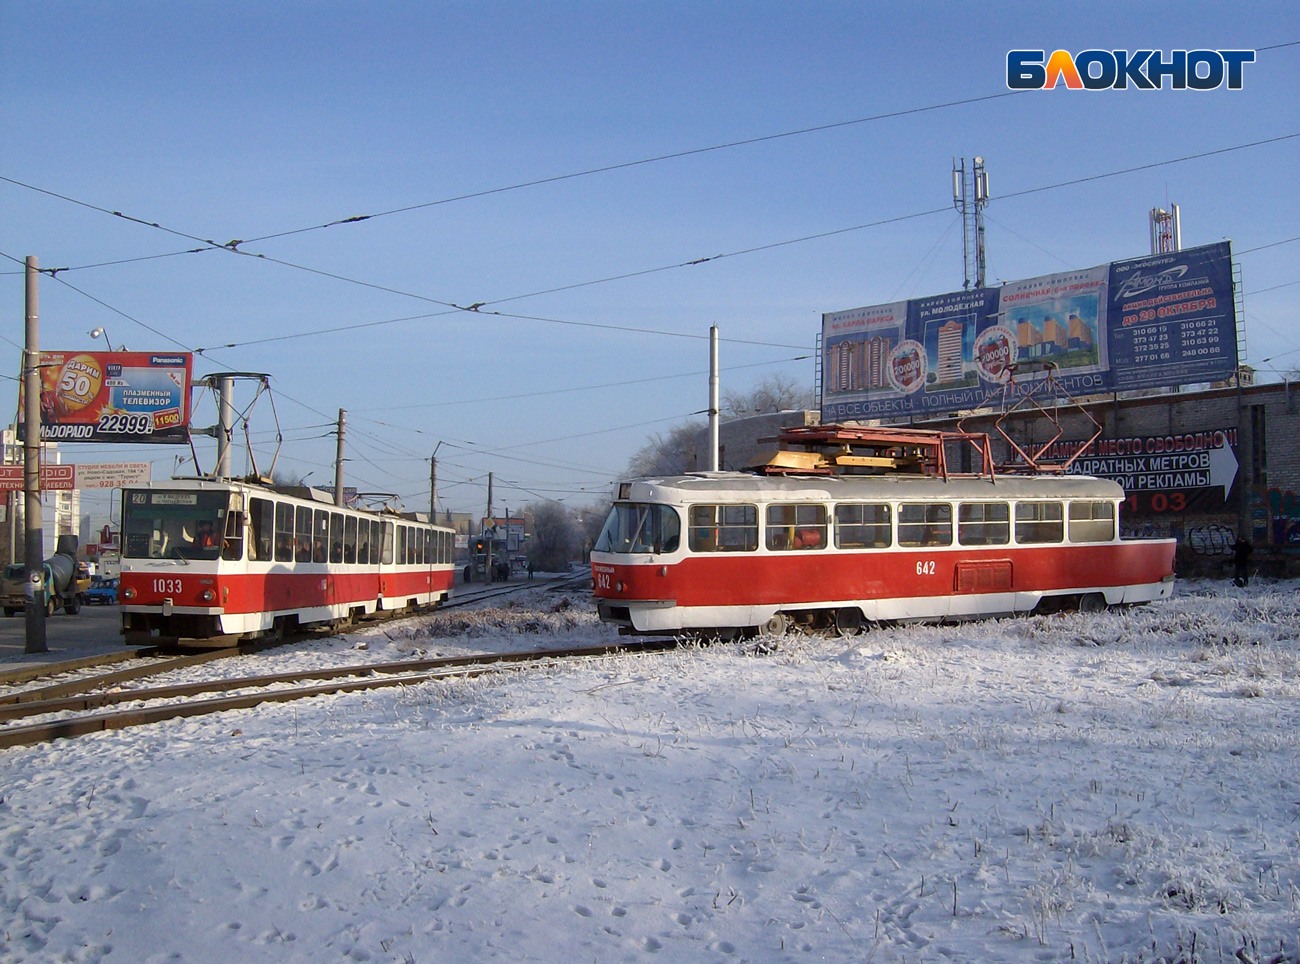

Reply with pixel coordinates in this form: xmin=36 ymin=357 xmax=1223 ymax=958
xmin=0 ymin=462 xmax=151 ymax=491
xmin=822 ymin=242 xmax=1236 ymax=420
xmin=17 ymin=351 xmax=192 ymax=443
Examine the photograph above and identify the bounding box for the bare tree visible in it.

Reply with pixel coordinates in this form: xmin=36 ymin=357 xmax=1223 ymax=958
xmin=722 ymin=373 xmax=815 ymax=420
xmin=624 ymin=421 xmax=704 ymax=477
xmin=526 ymin=501 xmax=576 ymax=573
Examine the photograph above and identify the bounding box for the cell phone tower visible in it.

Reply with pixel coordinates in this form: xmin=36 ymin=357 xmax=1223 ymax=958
xmin=952 ymin=157 xmax=990 ymax=289
xmin=1149 ymin=204 xmax=1181 ymax=253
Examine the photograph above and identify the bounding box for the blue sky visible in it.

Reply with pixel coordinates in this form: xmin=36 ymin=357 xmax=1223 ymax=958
xmin=2 ymin=1 xmax=1297 ymax=523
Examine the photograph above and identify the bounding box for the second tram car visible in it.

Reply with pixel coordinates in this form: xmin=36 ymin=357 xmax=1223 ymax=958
xmin=591 ymin=429 xmax=1176 ymax=637
xmin=119 ymin=479 xmax=456 ymax=646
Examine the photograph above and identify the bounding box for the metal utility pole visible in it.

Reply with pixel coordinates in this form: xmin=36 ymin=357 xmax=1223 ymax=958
xmin=952 ymin=157 xmax=990 ymax=289
xmin=485 ymin=472 xmax=494 ymax=582
xmin=23 ymin=257 xmax=46 ymax=654
xmin=429 ymin=442 xmax=441 ymax=520
xmin=334 ymin=409 xmax=346 ymax=506
xmin=708 ymin=325 xmax=720 ymax=472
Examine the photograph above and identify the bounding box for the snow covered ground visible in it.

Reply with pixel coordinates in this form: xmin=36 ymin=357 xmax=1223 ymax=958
xmin=2 ymin=579 xmax=1298 ymax=964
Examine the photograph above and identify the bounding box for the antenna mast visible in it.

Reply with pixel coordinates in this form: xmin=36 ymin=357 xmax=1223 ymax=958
xmin=952 ymin=157 xmax=990 ymax=289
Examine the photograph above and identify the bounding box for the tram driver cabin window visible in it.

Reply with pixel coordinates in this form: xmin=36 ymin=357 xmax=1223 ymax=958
xmin=898 ymin=503 xmax=953 ymax=547
xmin=1068 ymin=501 xmax=1115 ymax=543
xmin=688 ymin=504 xmax=758 ymax=552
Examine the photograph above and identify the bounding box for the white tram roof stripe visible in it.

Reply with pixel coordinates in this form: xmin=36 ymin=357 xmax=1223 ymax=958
xmin=621 ymin=472 xmax=1123 ymax=504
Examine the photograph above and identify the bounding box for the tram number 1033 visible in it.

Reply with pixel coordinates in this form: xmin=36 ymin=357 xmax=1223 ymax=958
xmin=152 ymin=578 xmax=184 ymax=595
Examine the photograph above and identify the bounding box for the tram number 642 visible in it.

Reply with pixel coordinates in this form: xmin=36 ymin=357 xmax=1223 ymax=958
xmin=915 ymin=560 xmax=936 ymax=576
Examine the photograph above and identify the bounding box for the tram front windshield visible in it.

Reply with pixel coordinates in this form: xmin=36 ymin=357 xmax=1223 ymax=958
xmin=122 ymin=489 xmax=230 ymax=560
xmin=594 ymin=503 xmax=680 ymax=554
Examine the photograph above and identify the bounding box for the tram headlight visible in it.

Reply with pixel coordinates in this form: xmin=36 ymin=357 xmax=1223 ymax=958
xmin=122 ymin=587 xmax=136 ymax=601
xmin=200 ymin=589 xmax=216 ymax=603
xmin=616 ymin=581 xmax=625 ymax=592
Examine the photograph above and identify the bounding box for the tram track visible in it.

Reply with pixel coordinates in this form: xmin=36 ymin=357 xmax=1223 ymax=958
xmin=0 ymin=575 xmax=574 ymax=692
xmin=0 ymin=637 xmax=676 ymax=751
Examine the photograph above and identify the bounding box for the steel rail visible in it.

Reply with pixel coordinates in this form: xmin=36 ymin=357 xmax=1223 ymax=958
xmin=0 ymin=638 xmax=677 ymax=750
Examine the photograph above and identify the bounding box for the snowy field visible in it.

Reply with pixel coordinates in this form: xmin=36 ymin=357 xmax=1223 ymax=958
xmin=2 ymin=579 xmax=1298 ymax=964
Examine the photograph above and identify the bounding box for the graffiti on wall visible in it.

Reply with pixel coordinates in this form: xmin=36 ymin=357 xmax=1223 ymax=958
xmin=1250 ymin=486 xmax=1300 ymax=547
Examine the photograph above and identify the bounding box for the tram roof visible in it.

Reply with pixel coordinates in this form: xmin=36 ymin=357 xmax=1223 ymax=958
xmin=617 ymin=472 xmax=1124 ymax=504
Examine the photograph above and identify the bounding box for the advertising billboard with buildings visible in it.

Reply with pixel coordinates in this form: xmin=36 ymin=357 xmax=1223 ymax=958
xmin=17 ymin=351 xmax=193 ymax=443
xmin=822 ymin=241 xmax=1236 ymax=420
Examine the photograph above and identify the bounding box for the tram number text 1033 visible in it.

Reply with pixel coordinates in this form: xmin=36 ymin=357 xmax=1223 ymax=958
xmin=152 ymin=578 xmax=184 ymax=595
xmin=915 ymin=559 xmax=936 ymax=576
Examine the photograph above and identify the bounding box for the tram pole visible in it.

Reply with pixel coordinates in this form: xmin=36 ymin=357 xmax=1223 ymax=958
xmin=23 ymin=256 xmax=47 ymax=654
xmin=334 ymin=408 xmax=346 ymax=506
xmin=215 ymin=374 xmax=235 ymax=480
xmin=429 ymin=441 xmax=441 ymax=520
xmin=708 ymin=325 xmax=720 ymax=472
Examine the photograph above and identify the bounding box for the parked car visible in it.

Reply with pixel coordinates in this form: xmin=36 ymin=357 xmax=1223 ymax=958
xmin=83 ymin=577 xmax=119 ymax=606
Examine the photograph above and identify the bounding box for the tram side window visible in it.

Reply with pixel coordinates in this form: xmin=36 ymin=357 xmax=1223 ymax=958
xmin=274 ymin=503 xmax=294 ymax=561
xmin=370 ymin=520 xmax=382 ymax=565
xmin=343 ymin=516 xmax=357 ymax=564
xmin=223 ymin=508 xmax=245 ymax=561
xmin=312 ymin=510 xmax=329 ymax=563
xmin=898 ymin=503 xmax=953 ymax=547
xmin=329 ymin=512 xmax=344 ymax=563
xmin=1015 ymin=501 xmax=1064 ymax=544
xmin=250 ymin=498 xmax=274 ymax=561
xmin=766 ymin=503 xmax=827 ymax=551
xmin=1068 ymin=501 xmax=1115 ymax=543
xmin=958 ymin=502 xmax=1010 ymax=546
xmin=440 ymin=530 xmax=450 ymax=564
xmin=295 ymin=506 xmax=313 ymax=562
xmin=423 ymin=529 xmax=433 ymax=565
xmin=834 ymin=503 xmax=891 ymax=549
xmin=382 ymin=523 xmax=395 ymax=565
xmin=688 ymin=504 xmax=758 ymax=552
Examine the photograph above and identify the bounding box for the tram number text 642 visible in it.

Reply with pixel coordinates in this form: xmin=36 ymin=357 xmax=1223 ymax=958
xmin=915 ymin=560 xmax=936 ymax=576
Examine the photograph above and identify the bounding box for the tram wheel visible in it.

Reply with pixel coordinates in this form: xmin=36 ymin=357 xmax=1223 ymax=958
xmin=761 ymin=613 xmax=788 ymax=637
xmin=834 ymin=607 xmax=863 ymax=637
xmin=1078 ymin=593 xmax=1108 ymax=614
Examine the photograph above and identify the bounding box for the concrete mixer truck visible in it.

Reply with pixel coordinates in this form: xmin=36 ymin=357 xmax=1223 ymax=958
xmin=1 ymin=535 xmax=92 ymax=616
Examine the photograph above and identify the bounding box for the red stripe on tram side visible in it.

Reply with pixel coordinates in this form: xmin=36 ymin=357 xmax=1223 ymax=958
xmin=122 ymin=565 xmax=456 ymax=615
xmin=594 ymin=541 xmax=1175 ymax=609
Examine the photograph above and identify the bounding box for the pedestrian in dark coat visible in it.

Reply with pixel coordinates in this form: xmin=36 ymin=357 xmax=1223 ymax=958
xmin=1232 ymin=537 xmax=1253 ymax=586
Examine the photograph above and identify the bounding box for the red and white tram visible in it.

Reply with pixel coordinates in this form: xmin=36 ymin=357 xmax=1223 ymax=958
xmin=119 ymin=479 xmax=456 ymax=646
xmin=591 ymin=429 xmax=1176 ymax=637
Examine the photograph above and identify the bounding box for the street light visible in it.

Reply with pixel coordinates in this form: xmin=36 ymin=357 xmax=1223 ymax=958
xmin=89 ymin=327 xmax=118 ymax=351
